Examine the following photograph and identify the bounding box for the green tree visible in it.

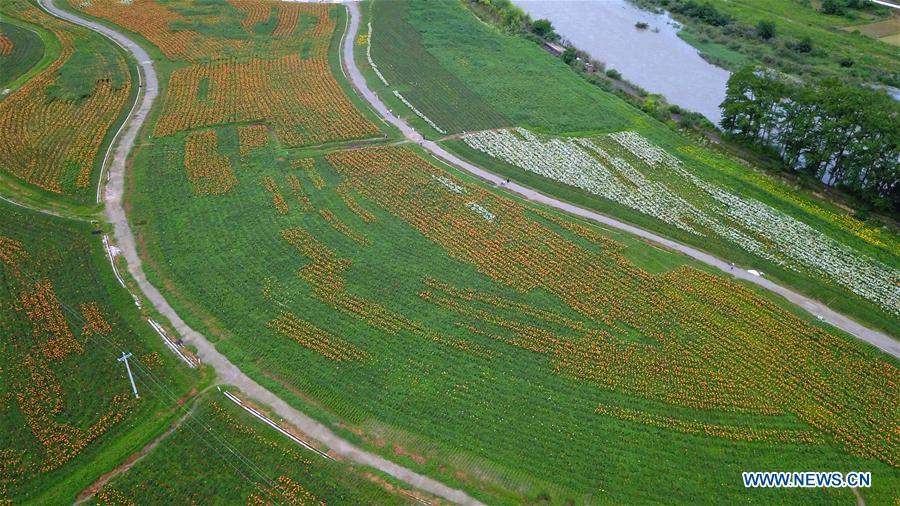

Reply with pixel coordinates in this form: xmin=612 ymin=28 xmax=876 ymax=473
xmin=531 ymin=19 xmax=557 ymax=40
xmin=756 ymin=20 xmax=776 ymax=40
xmin=794 ymin=37 xmax=814 ymax=53
xmin=722 ymin=66 xmax=900 ymax=212
xmin=821 ymin=0 xmax=846 ymax=15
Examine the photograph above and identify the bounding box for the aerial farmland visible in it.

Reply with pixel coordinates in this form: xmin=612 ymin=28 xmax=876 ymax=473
xmin=1 ymin=0 xmax=897 ymax=504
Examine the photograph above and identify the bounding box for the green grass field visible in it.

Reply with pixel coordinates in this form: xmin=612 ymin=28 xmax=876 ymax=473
xmin=0 ymin=20 xmax=44 ymax=89
xmin=676 ymin=29 xmax=752 ymax=69
xmin=52 ymin=0 xmax=900 ymax=504
xmin=0 ymin=200 xmax=198 ymax=504
xmin=367 ymin=0 xmax=640 ymax=136
xmin=0 ymin=201 xmax=417 ymax=504
xmin=84 ymin=392 xmax=416 ymax=505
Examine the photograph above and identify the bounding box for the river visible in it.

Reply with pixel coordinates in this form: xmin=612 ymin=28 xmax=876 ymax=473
xmin=512 ymin=0 xmax=732 ymax=124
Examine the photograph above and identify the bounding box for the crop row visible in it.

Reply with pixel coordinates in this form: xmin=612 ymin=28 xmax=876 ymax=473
xmin=594 ymin=404 xmax=822 ymax=445
xmin=238 ymin=124 xmax=269 ymax=156
xmin=228 ymin=0 xmax=271 ymax=32
xmin=154 ymin=55 xmax=379 ymax=146
xmin=267 ymin=311 xmax=368 ymax=362
xmin=336 ymin=183 xmax=376 ymax=223
xmin=74 ymin=0 xmax=240 ymax=61
xmin=281 ymin=228 xmax=408 ymax=335
xmin=183 ymin=129 xmax=236 ymax=195
xmin=292 ymin=158 xmax=325 ymax=190
xmin=262 ymin=176 xmax=289 ymax=215
xmin=0 ymin=32 xmax=13 ymax=56
xmin=286 ymin=175 xmax=314 ymax=212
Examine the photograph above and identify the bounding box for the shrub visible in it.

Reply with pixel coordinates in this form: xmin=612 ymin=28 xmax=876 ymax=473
xmin=756 ymin=20 xmax=776 ymax=40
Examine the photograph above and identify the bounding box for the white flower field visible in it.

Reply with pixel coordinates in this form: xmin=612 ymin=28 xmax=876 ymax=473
xmin=462 ymin=128 xmax=900 ymax=316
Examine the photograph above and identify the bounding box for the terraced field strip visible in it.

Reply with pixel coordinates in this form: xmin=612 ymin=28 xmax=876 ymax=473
xmin=342 ymin=2 xmax=899 ymax=358
xmin=38 ymin=0 xmax=483 ymax=503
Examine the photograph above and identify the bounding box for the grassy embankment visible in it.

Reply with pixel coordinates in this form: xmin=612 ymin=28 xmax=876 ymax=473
xmin=0 ymin=19 xmax=45 ymax=88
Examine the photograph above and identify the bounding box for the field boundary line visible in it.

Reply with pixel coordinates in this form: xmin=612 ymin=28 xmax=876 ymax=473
xmin=223 ymin=390 xmax=332 ymax=460
xmin=0 ymin=193 xmax=90 ymax=222
xmin=148 ymin=318 xmax=198 ymax=368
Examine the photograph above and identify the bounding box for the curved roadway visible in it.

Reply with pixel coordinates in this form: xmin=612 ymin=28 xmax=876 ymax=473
xmin=340 ymin=3 xmax=899 ymax=359
xmin=37 ymin=0 xmax=484 ymax=503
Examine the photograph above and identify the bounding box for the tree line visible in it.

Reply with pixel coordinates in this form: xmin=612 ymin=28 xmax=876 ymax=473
xmin=722 ymin=66 xmax=899 ymax=212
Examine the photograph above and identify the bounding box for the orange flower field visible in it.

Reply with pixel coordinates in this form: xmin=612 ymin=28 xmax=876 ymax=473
xmin=0 ymin=231 xmax=135 ymax=498
xmin=324 ymin=145 xmax=899 ymax=466
xmin=292 ymin=158 xmax=326 ymax=190
xmin=0 ymin=1 xmax=130 ymax=198
xmin=267 ymin=311 xmax=368 ymax=362
xmin=74 ymin=0 xmax=380 ymax=148
xmin=238 ymin=124 xmax=270 ymax=156
xmin=183 ymin=129 xmax=236 ymax=195
xmin=262 ymin=175 xmax=289 ymax=215
xmin=0 ymin=33 xmax=13 ymax=56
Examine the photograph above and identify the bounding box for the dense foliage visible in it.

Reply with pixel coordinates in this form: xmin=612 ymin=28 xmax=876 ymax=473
xmin=722 ymin=66 xmax=900 ymax=212
xmin=669 ymin=0 xmax=732 ymax=26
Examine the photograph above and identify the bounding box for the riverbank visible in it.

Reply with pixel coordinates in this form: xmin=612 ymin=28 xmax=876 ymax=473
xmin=512 ymin=0 xmax=730 ymax=124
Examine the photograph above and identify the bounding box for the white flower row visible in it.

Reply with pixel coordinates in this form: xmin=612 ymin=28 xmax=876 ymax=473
xmin=392 ymin=90 xmax=447 ymax=135
xmin=463 ymin=128 xmax=900 ymax=315
xmin=431 ymin=174 xmax=466 ymax=194
xmin=366 ymin=23 xmax=390 ymax=87
xmin=465 ymin=128 xmax=708 ymax=235
xmin=467 ymin=201 xmax=495 ymax=222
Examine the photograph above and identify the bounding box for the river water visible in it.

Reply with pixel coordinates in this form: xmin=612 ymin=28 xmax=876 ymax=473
xmin=512 ymin=0 xmax=731 ymax=124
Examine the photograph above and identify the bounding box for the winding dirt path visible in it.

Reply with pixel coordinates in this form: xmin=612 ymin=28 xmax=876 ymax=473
xmin=74 ymin=403 xmax=198 ymax=505
xmin=343 ymin=2 xmax=899 ymax=358
xmin=36 ymin=0 xmax=484 ymax=504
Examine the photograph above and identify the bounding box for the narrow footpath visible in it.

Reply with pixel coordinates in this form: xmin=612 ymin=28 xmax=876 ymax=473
xmin=37 ymin=0 xmax=484 ymax=503
xmin=341 ymin=2 xmax=899 ymax=359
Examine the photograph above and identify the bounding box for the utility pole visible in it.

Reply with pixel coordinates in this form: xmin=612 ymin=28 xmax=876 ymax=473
xmin=118 ymin=352 xmax=139 ymax=399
